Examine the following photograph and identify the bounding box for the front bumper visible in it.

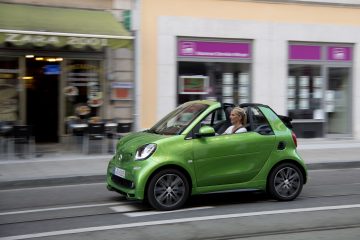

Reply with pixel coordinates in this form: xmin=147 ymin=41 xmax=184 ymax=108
xmin=106 ymin=156 xmax=157 ymax=200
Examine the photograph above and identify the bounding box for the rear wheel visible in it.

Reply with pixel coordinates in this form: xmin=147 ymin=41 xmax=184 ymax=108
xmin=147 ymin=169 xmax=189 ymax=210
xmin=268 ymin=163 xmax=304 ymax=201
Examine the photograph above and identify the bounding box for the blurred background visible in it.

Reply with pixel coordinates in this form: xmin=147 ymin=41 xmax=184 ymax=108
xmin=0 ymin=0 xmax=359 ymax=157
xmin=1 ymin=2 xmax=360 ymax=240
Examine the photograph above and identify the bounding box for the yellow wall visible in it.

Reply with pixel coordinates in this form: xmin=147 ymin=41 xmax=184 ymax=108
xmin=140 ymin=0 xmax=360 ymax=128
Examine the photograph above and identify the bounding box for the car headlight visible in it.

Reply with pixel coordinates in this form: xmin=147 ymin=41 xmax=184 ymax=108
xmin=135 ymin=143 xmax=157 ymax=160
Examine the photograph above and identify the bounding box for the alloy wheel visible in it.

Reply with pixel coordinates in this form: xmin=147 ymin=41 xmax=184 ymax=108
xmin=153 ymin=173 xmax=185 ymax=207
xmin=274 ymin=166 xmax=301 ymax=198
xmin=147 ymin=169 xmax=189 ymax=210
xmin=268 ymin=163 xmax=304 ymax=201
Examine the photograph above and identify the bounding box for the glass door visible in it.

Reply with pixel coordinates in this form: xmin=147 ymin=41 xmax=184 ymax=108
xmin=26 ymin=56 xmax=61 ymax=142
xmin=326 ymin=67 xmax=351 ymax=135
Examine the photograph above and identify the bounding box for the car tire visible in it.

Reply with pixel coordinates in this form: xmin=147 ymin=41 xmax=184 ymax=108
xmin=268 ymin=162 xmax=304 ymax=201
xmin=147 ymin=169 xmax=189 ymax=211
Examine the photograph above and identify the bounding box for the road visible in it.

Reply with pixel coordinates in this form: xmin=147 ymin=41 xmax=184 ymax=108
xmin=0 ymin=168 xmax=359 ymax=240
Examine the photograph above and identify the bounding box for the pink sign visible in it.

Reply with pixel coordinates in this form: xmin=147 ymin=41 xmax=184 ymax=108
xmin=178 ymin=40 xmax=251 ymax=59
xmin=327 ymin=47 xmax=352 ymax=61
xmin=289 ymin=45 xmax=321 ymax=60
xmin=289 ymin=44 xmax=352 ymax=62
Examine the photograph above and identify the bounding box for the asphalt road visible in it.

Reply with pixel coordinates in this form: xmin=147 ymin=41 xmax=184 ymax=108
xmin=0 ymin=168 xmax=359 ymax=240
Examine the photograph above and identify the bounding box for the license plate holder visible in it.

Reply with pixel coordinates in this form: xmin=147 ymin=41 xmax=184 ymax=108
xmin=114 ymin=167 xmax=125 ymax=178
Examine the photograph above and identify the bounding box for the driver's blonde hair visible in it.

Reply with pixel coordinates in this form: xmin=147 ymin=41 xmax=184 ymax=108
xmin=232 ymin=107 xmax=247 ymax=125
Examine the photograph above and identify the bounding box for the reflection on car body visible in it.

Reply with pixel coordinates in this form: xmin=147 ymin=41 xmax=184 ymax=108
xmin=107 ymin=100 xmax=307 ymax=210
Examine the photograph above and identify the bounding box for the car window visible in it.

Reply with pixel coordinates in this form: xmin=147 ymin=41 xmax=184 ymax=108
xmin=249 ymin=107 xmax=274 ymax=135
xmin=150 ymin=103 xmax=208 ymax=135
xmin=200 ymin=108 xmax=226 ymax=127
xmin=189 ymin=108 xmax=229 ymax=136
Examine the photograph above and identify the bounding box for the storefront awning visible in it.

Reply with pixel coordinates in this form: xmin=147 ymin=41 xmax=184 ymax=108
xmin=0 ymin=3 xmax=133 ymax=49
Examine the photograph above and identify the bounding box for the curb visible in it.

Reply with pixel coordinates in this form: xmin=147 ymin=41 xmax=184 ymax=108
xmin=1 ymin=161 xmax=360 ymax=190
xmin=306 ymin=161 xmax=360 ymax=170
xmin=0 ymin=175 xmax=106 ymax=190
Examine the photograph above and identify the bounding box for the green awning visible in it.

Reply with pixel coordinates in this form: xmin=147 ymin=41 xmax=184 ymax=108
xmin=0 ymin=3 xmax=133 ymax=49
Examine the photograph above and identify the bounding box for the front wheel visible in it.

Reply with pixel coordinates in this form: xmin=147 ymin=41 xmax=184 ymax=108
xmin=147 ymin=169 xmax=189 ymax=211
xmin=268 ymin=163 xmax=304 ymax=201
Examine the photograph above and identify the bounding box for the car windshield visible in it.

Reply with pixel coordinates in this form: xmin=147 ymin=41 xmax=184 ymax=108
xmin=148 ymin=103 xmax=208 ymax=135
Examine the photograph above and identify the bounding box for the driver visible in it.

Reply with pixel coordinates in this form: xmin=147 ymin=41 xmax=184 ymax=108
xmin=223 ymin=107 xmax=247 ymax=134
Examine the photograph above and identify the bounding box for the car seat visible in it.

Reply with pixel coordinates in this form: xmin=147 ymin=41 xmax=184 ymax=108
xmin=214 ymin=106 xmax=232 ymax=134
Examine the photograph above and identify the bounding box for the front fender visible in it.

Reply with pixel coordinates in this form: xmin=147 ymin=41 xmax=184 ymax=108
xmin=135 ymin=160 xmax=197 ymax=200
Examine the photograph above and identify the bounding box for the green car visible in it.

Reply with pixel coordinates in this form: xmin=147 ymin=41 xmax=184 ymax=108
xmin=107 ymin=100 xmax=307 ymax=210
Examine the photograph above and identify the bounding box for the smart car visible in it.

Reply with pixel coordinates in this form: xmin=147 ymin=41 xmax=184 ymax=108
xmin=107 ymin=100 xmax=307 ymax=210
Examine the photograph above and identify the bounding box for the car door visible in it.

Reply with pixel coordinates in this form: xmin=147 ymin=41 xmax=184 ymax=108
xmin=192 ymin=107 xmax=276 ymax=187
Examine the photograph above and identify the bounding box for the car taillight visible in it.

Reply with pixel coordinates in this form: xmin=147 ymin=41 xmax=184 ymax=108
xmin=292 ymin=131 xmax=297 ymax=148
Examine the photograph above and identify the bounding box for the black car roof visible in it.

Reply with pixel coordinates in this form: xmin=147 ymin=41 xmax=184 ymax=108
xmin=239 ymin=103 xmax=271 ymax=108
xmin=221 ymin=103 xmax=271 ymax=108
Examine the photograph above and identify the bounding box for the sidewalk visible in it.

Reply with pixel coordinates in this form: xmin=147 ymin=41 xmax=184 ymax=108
xmin=0 ymin=138 xmax=360 ymax=190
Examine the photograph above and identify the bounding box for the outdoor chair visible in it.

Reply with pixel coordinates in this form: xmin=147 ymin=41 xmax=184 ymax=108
xmin=111 ymin=122 xmax=132 ymax=153
xmin=83 ymin=123 xmax=106 ymax=154
xmin=0 ymin=121 xmax=14 ymax=159
xmin=65 ymin=116 xmax=86 ymax=152
xmin=7 ymin=125 xmax=35 ymax=159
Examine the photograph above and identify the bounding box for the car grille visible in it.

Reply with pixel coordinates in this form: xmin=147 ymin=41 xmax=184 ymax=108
xmin=111 ymin=174 xmax=135 ymax=189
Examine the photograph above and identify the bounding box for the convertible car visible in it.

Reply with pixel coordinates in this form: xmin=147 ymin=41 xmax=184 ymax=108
xmin=107 ymin=100 xmax=307 ymax=210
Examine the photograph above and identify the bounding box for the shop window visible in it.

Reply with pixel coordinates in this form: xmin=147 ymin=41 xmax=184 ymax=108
xmin=64 ymin=59 xmax=103 ymax=122
xmin=177 ymin=62 xmax=250 ymax=105
xmin=287 ymin=65 xmax=322 ymax=120
xmin=0 ymin=57 xmax=19 ymax=122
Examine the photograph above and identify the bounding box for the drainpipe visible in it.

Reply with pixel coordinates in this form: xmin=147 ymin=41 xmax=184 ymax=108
xmin=133 ymin=0 xmax=141 ymax=131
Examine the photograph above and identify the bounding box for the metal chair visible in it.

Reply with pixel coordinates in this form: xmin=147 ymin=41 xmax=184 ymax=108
xmin=65 ymin=117 xmax=85 ymax=152
xmin=104 ymin=120 xmax=117 ymax=154
xmin=7 ymin=125 xmax=35 ymax=159
xmin=0 ymin=121 xmax=14 ymax=159
xmin=111 ymin=122 xmax=132 ymax=152
xmin=83 ymin=123 xmax=106 ymax=154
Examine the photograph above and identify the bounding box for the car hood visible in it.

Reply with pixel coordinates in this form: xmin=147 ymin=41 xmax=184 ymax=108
xmin=117 ymin=131 xmax=170 ymax=154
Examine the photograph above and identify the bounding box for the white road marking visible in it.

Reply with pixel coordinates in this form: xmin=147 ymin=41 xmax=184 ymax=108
xmin=124 ymin=206 xmax=213 ymax=217
xmin=1 ymin=204 xmax=360 ymax=240
xmin=0 ymin=202 xmax=121 ymax=216
xmin=109 ymin=205 xmax=141 ymax=213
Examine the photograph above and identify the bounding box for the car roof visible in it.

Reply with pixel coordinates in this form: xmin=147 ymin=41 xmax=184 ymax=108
xmin=184 ymin=100 xmax=272 ymax=109
xmin=220 ymin=102 xmax=271 ymax=109
xmin=239 ymin=103 xmax=271 ymax=108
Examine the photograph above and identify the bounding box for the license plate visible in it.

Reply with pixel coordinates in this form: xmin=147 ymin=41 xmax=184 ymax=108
xmin=114 ymin=167 xmax=125 ymax=178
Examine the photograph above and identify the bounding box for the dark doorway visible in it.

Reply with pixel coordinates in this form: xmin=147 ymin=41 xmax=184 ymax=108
xmin=26 ymin=58 xmax=60 ymax=143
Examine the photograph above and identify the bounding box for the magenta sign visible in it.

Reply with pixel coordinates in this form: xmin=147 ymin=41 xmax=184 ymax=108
xmin=327 ymin=46 xmax=352 ymax=61
xmin=289 ymin=44 xmax=352 ymax=62
xmin=178 ymin=40 xmax=251 ymax=59
xmin=289 ymin=45 xmax=321 ymax=60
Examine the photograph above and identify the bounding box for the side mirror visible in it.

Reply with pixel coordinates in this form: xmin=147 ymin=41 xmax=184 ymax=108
xmin=196 ymin=126 xmax=216 ymax=137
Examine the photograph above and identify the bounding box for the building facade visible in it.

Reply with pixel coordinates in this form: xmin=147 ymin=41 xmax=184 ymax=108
xmin=136 ymin=0 xmax=360 ymax=139
xmin=0 ymin=0 xmax=135 ymax=142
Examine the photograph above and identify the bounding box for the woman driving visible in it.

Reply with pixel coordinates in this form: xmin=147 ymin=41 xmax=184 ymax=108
xmin=223 ymin=107 xmax=247 ymax=134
